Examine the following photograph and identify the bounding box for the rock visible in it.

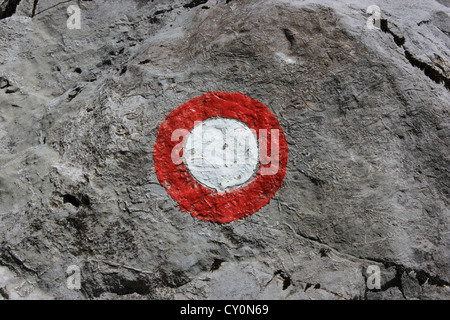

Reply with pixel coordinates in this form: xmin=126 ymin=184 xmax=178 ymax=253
xmin=4 ymin=85 xmax=18 ymax=93
xmin=0 ymin=77 xmax=9 ymax=89
xmin=366 ymin=287 xmax=405 ymax=300
xmin=401 ymin=271 xmax=423 ymax=299
xmin=0 ymin=0 xmax=448 ymax=300
xmin=0 ymin=266 xmax=52 ymax=299
xmin=0 ymin=0 xmax=21 ymax=19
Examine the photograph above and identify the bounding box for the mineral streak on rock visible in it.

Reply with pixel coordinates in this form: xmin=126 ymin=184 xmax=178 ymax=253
xmin=0 ymin=0 xmax=449 ymax=299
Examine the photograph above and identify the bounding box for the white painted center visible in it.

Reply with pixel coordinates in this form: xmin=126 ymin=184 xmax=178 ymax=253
xmin=183 ymin=117 xmax=259 ymax=192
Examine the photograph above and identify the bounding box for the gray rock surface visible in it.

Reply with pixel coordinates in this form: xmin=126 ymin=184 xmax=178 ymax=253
xmin=0 ymin=0 xmax=449 ymax=300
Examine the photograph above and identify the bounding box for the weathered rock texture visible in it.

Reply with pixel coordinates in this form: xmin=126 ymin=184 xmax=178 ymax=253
xmin=0 ymin=0 xmax=449 ymax=299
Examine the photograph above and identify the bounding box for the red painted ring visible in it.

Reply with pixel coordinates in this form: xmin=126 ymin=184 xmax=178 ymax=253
xmin=154 ymin=91 xmax=288 ymax=223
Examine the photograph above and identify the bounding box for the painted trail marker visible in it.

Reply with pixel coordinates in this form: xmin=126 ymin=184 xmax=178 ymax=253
xmin=154 ymin=91 xmax=288 ymax=223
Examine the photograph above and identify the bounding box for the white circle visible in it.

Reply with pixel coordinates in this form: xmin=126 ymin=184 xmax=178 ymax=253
xmin=183 ymin=117 xmax=259 ymax=192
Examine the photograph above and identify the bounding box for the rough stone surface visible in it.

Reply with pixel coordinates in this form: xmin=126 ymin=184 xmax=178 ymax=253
xmin=0 ymin=0 xmax=449 ymax=299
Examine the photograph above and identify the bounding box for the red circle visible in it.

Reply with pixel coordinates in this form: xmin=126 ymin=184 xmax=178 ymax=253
xmin=153 ymin=91 xmax=288 ymax=223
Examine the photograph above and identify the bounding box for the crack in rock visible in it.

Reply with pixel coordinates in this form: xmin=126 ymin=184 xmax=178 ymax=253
xmin=183 ymin=0 xmax=208 ymax=9
xmin=0 ymin=0 xmax=21 ymax=19
xmin=380 ymin=18 xmax=450 ymax=90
